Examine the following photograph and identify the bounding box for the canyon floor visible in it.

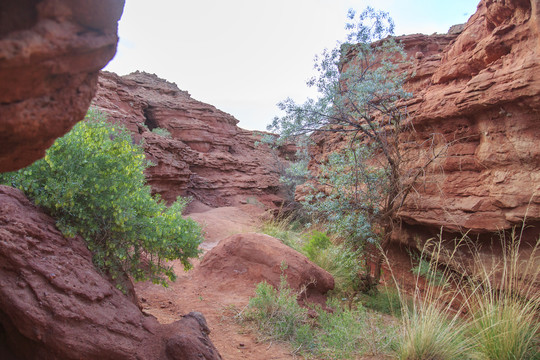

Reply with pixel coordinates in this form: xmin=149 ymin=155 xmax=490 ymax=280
xmin=135 ymin=203 xmax=397 ymax=359
xmin=135 ymin=203 xmax=296 ymax=360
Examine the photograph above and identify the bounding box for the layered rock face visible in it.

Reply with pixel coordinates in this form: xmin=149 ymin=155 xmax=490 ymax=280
xmin=92 ymin=71 xmax=286 ymax=208
xmin=311 ymin=0 xmax=540 ymax=242
xmin=0 ymin=185 xmax=221 ymax=360
xmin=397 ymin=0 xmax=540 ymax=237
xmin=0 ymin=0 xmax=124 ymax=172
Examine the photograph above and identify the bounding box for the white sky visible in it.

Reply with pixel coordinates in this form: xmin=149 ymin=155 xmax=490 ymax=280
xmin=105 ymin=0 xmax=479 ymax=131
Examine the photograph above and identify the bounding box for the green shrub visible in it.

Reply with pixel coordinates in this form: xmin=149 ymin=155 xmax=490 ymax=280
xmin=241 ymin=274 xmax=396 ymax=358
xmin=360 ymin=286 xmax=404 ymax=316
xmin=244 ymin=276 xmax=309 ymax=343
xmin=302 ymin=230 xmax=331 ymax=260
xmin=151 ymin=127 xmax=172 ymax=138
xmin=0 ymin=109 xmax=202 ymax=289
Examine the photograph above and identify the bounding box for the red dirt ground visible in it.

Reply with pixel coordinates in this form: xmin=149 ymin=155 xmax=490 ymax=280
xmin=135 ymin=204 xmax=404 ymax=359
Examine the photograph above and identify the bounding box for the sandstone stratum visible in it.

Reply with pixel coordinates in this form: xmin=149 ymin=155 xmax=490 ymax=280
xmin=92 ymin=71 xmax=289 ymax=209
xmin=308 ymin=0 xmax=540 ymax=247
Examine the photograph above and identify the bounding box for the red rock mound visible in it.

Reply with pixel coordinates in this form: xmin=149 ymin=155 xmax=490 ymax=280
xmin=0 ymin=185 xmax=221 ymax=360
xmin=92 ymin=71 xmax=288 ymax=209
xmin=0 ymin=0 xmax=124 ymax=172
xmin=199 ymin=233 xmax=334 ymax=304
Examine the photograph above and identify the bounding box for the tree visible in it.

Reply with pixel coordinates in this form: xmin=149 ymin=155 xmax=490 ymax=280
xmin=1 ymin=109 xmax=202 ymax=290
xmin=269 ymin=8 xmax=442 ymax=291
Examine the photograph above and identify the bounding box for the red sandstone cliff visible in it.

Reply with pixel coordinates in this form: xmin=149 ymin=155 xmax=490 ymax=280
xmin=310 ymin=0 xmax=540 ymax=242
xmin=92 ymin=71 xmax=287 ymax=209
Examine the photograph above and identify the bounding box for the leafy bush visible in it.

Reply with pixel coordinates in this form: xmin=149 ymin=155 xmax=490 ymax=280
xmin=0 ymin=109 xmax=202 ymax=289
xmin=151 ymin=127 xmax=172 ymax=138
xmin=359 ymin=286 xmax=404 ymax=316
xmin=302 ymin=230 xmax=331 ymax=260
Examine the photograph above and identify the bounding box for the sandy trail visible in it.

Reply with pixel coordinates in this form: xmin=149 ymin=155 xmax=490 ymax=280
xmin=135 ymin=204 xmax=296 ymax=359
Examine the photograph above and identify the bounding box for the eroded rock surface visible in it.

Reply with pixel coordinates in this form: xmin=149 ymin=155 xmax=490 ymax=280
xmin=199 ymin=233 xmax=334 ymax=305
xmin=310 ymin=0 xmax=540 ymax=240
xmin=92 ymin=71 xmax=287 ymax=209
xmin=0 ymin=185 xmax=221 ymax=360
xmin=0 ymin=0 xmax=124 ymax=172
xmin=397 ymin=0 xmax=540 ymax=236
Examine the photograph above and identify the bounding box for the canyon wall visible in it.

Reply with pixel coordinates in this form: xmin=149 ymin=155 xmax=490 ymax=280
xmin=92 ymin=71 xmax=288 ymax=209
xmin=311 ymin=0 xmax=540 ymax=244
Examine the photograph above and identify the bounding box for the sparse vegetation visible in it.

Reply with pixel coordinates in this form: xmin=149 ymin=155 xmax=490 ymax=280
xmin=0 ymin=109 xmax=202 ymax=289
xmin=151 ymin=127 xmax=172 ymax=138
xmin=394 ymin=232 xmax=540 ymax=360
xmin=240 ymin=272 xmax=397 ymax=359
xmin=466 ymin=229 xmax=540 ymax=360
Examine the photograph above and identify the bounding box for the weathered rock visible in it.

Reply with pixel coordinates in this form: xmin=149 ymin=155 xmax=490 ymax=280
xmin=309 ymin=0 xmax=540 ymax=240
xmin=199 ymin=233 xmax=334 ymax=304
xmin=397 ymin=0 xmax=540 ymax=236
xmin=0 ymin=0 xmax=124 ymax=172
xmin=0 ymin=185 xmax=221 ymax=360
xmin=92 ymin=71 xmax=287 ymax=209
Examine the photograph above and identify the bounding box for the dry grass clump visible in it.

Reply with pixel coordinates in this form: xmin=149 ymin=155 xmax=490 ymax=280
xmin=394 ymin=228 xmax=540 ymax=360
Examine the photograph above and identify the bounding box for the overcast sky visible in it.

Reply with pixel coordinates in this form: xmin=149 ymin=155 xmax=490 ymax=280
xmin=105 ymin=0 xmax=479 ymax=131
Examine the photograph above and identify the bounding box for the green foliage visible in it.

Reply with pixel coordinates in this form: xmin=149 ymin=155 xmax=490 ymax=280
xmin=242 ymin=275 xmax=397 ymax=359
xmin=1 ymin=109 xmax=202 ymax=289
xmin=151 ymin=127 xmax=172 ymax=138
xmin=310 ymin=243 xmax=363 ymax=296
xmin=302 ymin=146 xmax=384 ymax=247
xmin=359 ymin=286 xmax=404 ymax=317
xmin=267 ymin=7 xmax=418 ymax=293
xmin=302 ymin=230 xmax=331 ymax=260
xmin=411 ymin=257 xmax=447 ymax=287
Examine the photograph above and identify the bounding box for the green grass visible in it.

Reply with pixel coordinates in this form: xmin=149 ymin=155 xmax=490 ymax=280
xmin=240 ymin=275 xmax=397 ymax=359
xmin=466 ymin=229 xmax=540 ymax=360
xmin=394 ymin=231 xmax=540 ymax=360
xmin=359 ymin=286 xmax=404 ymax=317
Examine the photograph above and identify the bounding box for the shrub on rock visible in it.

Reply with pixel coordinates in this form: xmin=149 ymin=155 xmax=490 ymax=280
xmin=1 ymin=109 xmax=202 ymax=289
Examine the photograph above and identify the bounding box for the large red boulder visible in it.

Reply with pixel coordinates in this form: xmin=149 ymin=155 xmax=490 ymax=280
xmin=0 ymin=0 xmax=124 ymax=172
xmin=0 ymin=185 xmax=221 ymax=360
xmin=199 ymin=233 xmax=334 ymax=304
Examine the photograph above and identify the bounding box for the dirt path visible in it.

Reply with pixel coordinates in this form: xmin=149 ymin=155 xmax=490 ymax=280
xmin=135 ymin=204 xmax=296 ymax=359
